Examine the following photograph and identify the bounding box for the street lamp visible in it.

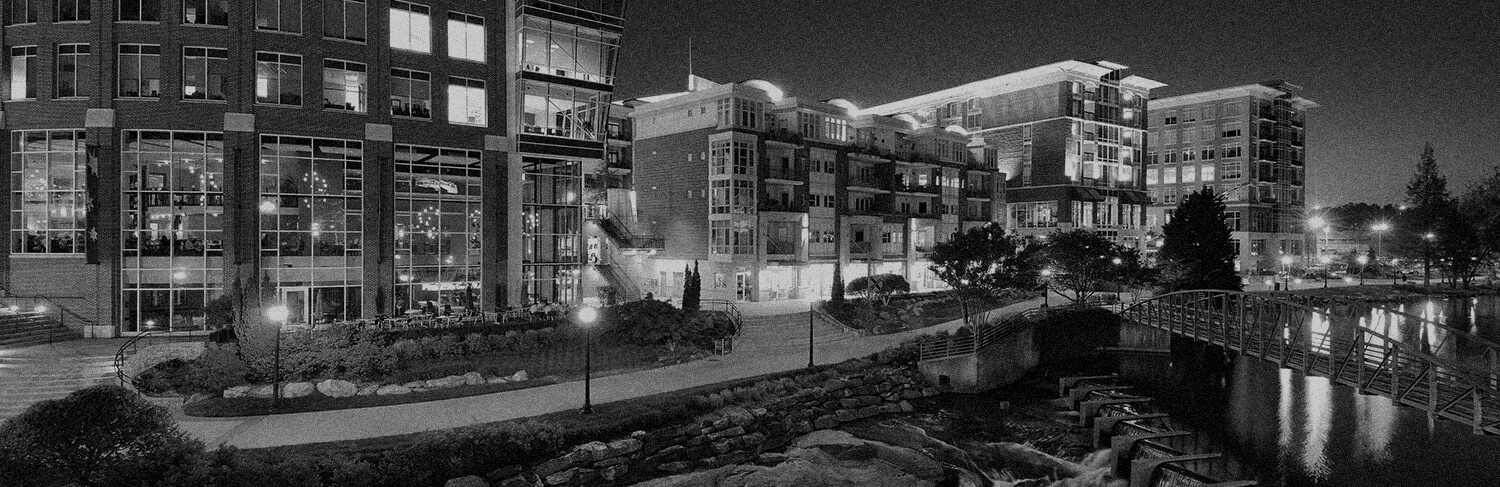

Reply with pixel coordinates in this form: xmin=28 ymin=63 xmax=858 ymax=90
xmin=1319 ymin=255 xmax=1332 ymax=288
xmin=1307 ymin=216 xmax=1327 ymax=268
xmin=577 ymin=305 xmax=599 ymax=414
xmin=1356 ymin=254 xmax=1369 ymax=285
xmin=1280 ymin=255 xmax=1294 ymax=290
xmin=1040 ymin=269 xmax=1053 ymax=307
xmin=1370 ymin=222 xmax=1390 ymax=260
xmin=807 ymin=301 xmax=816 ymax=368
xmin=1111 ymin=257 xmax=1124 ymax=303
xmin=1423 ymin=232 xmax=1435 ymax=291
xmin=265 ymin=304 xmax=290 ymax=411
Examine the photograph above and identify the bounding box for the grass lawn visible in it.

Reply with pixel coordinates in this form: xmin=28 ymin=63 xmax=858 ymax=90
xmin=180 ymin=344 xmax=694 ymax=417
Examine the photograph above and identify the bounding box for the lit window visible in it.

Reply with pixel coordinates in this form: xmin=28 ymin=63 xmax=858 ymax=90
xmin=255 ymin=51 xmax=302 ymax=106
xmin=389 ymin=1 xmax=431 ymax=53
xmin=182 ymin=0 xmax=227 ymax=25
xmin=254 ymin=0 xmax=300 ymax=33
xmin=322 ymin=59 xmax=367 ymax=112
xmin=446 ymin=11 xmax=484 ymax=62
xmin=10 ymin=130 xmax=89 ymax=254
xmin=181 ymin=46 xmax=227 ymax=101
xmin=390 ymin=68 xmax=431 ymax=119
xmin=446 ymin=77 xmax=485 ymax=126
xmin=8 ymin=46 xmax=37 ymax=100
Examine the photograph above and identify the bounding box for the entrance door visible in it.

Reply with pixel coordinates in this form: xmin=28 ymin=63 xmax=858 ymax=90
xmin=735 ymin=272 xmax=752 ymax=301
xmin=278 ymin=287 xmax=310 ymax=326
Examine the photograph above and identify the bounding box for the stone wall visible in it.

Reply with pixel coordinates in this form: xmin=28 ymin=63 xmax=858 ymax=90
xmin=121 ymin=342 xmax=207 ymax=389
xmin=487 ymin=365 xmax=939 ymax=487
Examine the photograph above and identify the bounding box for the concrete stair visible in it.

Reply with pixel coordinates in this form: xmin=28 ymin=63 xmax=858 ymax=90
xmin=734 ymin=312 xmax=861 ymax=353
xmin=0 ymin=348 xmax=121 ymax=420
xmin=0 ymin=312 xmax=79 ymax=349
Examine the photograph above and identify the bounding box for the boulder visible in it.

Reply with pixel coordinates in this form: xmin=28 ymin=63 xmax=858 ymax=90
xmin=443 ymin=475 xmax=489 ymax=487
xmin=248 ymin=385 xmax=275 ymax=398
xmin=577 ymin=440 xmax=610 ymax=461
xmin=223 ymin=385 xmax=252 ymax=399
xmin=281 ymin=382 xmax=315 ymax=399
xmin=425 ymin=375 xmax=467 ymax=388
xmin=462 ymin=371 xmax=485 ymax=386
xmin=376 ymin=385 xmax=412 ymax=396
xmin=317 ymin=379 xmax=358 ymax=398
xmin=509 ymin=370 xmax=529 ymax=382
xmin=605 ymin=438 xmax=643 ymax=458
xmin=356 ymin=384 xmax=381 ymax=396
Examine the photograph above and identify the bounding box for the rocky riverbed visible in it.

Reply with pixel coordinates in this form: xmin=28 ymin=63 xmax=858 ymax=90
xmin=628 ymin=385 xmax=1123 ymax=487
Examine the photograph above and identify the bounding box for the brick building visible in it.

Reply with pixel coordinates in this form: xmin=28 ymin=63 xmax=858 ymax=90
xmin=0 ymin=0 xmax=626 ymax=335
xmin=1145 ymin=81 xmax=1316 ymax=274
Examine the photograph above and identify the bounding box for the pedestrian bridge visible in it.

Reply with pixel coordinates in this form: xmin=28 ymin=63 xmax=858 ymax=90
xmin=1120 ymin=290 xmax=1500 ymax=435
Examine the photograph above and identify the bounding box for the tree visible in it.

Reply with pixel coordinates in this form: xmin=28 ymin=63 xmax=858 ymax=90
xmin=1393 ymin=143 xmax=1452 ymax=264
xmin=846 ymin=274 xmax=911 ymax=306
xmin=682 ymin=261 xmax=701 ymax=310
xmin=1459 ymin=167 xmax=1500 ymax=283
xmin=1158 ymin=188 xmax=1242 ymax=292
xmin=0 ymin=386 xmax=203 ymax=487
xmin=928 ymin=223 xmax=1039 ymax=303
xmin=831 ymin=264 xmax=845 ymax=303
xmin=1038 ymin=229 xmax=1134 ymax=303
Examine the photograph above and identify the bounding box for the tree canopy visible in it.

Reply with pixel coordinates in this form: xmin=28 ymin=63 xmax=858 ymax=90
xmin=1157 ymin=187 xmax=1242 ymax=292
xmin=928 ymin=224 xmax=1038 ymax=301
xmin=0 ymin=386 xmax=202 ymax=487
xmin=846 ymin=274 xmax=911 ymax=306
xmin=1038 ymin=229 xmax=1139 ymax=303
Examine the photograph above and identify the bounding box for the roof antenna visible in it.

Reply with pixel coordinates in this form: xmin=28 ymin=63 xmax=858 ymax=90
xmin=687 ymin=37 xmax=695 ymax=91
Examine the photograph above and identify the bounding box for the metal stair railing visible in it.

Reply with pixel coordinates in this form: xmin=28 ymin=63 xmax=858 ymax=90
xmin=0 ymin=284 xmax=91 ymax=343
xmin=597 ymin=216 xmax=664 ymax=249
xmin=1121 ymin=290 xmax=1500 ymax=436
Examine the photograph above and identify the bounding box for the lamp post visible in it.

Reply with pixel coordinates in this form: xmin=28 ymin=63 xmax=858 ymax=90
xmin=265 ymin=304 xmax=289 ymax=412
xmin=1039 ymin=269 xmax=1053 ymax=307
xmin=1356 ymin=254 xmax=1369 ymax=286
xmin=807 ymin=301 xmax=815 ymax=368
xmin=1423 ymin=232 xmax=1435 ymax=292
xmin=1371 ymin=222 xmax=1390 ymax=270
xmin=1111 ymin=257 xmax=1124 ymax=303
xmin=1319 ymin=255 xmax=1332 ymax=288
xmin=577 ymin=305 xmax=598 ymax=414
xmin=958 ymin=278 xmax=971 ymax=330
xmin=1280 ymin=255 xmax=1294 ymax=290
xmin=1391 ymin=258 xmax=1401 ymax=285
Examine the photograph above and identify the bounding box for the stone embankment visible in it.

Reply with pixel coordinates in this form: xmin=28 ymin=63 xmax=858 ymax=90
xmin=464 ymin=365 xmax=939 ymax=487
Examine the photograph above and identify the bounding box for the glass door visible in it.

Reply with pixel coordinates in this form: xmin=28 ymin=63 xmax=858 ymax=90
xmin=277 ymin=287 xmax=310 ymax=326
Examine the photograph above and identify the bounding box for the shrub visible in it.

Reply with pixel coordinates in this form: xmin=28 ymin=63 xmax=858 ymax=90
xmin=0 ymin=385 xmax=203 ymax=487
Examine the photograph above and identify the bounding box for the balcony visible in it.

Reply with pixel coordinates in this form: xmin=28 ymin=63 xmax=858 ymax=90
xmin=881 ymin=243 xmax=906 ymax=256
xmin=963 ymin=186 xmax=992 ymax=198
xmin=759 ymin=198 xmax=807 ymax=213
xmin=845 ymin=143 xmax=892 ymax=160
xmin=765 ymin=239 xmax=798 ymax=256
xmin=892 ymin=181 xmax=941 ymax=194
xmin=764 ymin=128 xmax=805 ymax=145
xmin=847 ymin=174 xmax=885 ymax=189
xmin=763 ymin=164 xmax=804 ymax=182
xmin=962 ymin=209 xmax=993 ymax=221
xmin=849 ymin=241 xmax=874 ymax=255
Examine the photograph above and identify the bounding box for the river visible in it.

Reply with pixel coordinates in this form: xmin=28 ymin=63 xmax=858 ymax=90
xmin=1118 ymin=294 xmax=1500 ymax=486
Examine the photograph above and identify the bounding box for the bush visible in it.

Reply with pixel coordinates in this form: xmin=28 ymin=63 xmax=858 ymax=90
xmin=0 ymin=385 xmax=204 ymax=487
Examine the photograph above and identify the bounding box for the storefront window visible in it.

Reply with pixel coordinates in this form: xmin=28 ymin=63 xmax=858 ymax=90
xmin=10 ymin=129 xmax=87 ymax=254
xmin=258 ymin=135 xmax=363 ymax=324
xmin=394 ymin=144 xmax=481 ymax=312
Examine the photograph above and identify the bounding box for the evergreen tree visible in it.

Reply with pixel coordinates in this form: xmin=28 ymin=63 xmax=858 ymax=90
xmin=831 ymin=264 xmax=845 ymax=303
xmin=682 ymin=261 xmax=702 ymax=309
xmin=1158 ymin=188 xmax=1242 ymax=292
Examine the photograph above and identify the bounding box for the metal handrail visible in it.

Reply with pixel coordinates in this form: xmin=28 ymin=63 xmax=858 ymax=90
xmin=114 ymin=329 xmax=167 ymax=388
xmin=0 ymin=284 xmax=92 ymax=331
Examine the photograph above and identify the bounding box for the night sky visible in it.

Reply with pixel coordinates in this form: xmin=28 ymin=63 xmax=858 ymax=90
xmin=613 ymin=0 xmax=1500 ymax=206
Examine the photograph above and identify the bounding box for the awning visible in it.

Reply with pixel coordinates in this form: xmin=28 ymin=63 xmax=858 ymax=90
xmin=1118 ymin=191 xmax=1151 ymax=205
xmin=1072 ymin=187 xmax=1106 ymax=202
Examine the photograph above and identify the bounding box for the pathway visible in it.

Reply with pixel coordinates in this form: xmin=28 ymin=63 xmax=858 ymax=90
xmin=0 ymin=339 xmax=130 ymax=420
xmin=176 ymin=297 xmax=1043 ymax=449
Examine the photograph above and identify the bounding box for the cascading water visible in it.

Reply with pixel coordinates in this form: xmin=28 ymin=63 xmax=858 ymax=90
xmin=855 ymin=418 xmax=1125 ymax=487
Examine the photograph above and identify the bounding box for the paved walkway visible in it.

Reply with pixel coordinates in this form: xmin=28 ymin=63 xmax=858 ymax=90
xmin=0 ymin=339 xmax=130 ymax=420
xmin=177 ymin=297 xmax=1044 ymax=449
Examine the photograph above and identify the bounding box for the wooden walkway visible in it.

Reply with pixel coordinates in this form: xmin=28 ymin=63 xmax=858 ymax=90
xmin=1121 ymin=291 xmax=1500 ymax=435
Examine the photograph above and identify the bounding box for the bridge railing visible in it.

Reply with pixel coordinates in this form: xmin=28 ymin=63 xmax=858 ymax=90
xmin=1122 ymin=290 xmax=1500 ymax=435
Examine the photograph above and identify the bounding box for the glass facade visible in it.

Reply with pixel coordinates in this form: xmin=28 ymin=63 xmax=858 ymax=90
xmin=521 ymin=157 xmax=581 ymax=304
xmin=519 ymin=15 xmax=619 ymax=85
xmin=258 ymin=135 xmax=363 ymax=325
xmin=120 ymin=130 xmax=225 ymax=332
xmin=394 ymin=144 xmax=481 ymax=312
xmin=10 ymin=129 xmax=87 ymax=254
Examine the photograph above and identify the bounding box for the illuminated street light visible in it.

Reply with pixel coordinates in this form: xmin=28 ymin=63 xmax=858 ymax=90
xmin=266 ymin=304 xmax=290 ymax=411
xmin=578 ymin=305 xmax=599 ymax=414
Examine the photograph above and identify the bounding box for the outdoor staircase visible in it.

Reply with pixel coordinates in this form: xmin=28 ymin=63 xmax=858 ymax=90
xmin=595 ymin=262 xmax=642 ymax=302
xmin=596 ymin=216 xmax=664 ymax=252
xmin=733 ymin=311 xmax=861 ymax=353
xmin=0 ymin=310 xmax=78 ymax=349
xmin=0 ymin=347 xmax=119 ymax=420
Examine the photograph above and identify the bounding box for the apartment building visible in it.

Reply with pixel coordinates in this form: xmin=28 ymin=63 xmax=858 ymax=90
xmin=1145 ymin=81 xmax=1316 ymax=274
xmin=866 ymin=60 xmax=1164 ymax=251
xmin=608 ymin=76 xmax=1004 ymax=303
xmin=0 ymin=0 xmax=626 ymax=335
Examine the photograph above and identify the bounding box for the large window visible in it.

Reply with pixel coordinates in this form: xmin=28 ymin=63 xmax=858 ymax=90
xmin=446 ymin=77 xmax=485 ymax=126
xmin=322 ymin=0 xmax=365 ymax=41
xmin=182 ymin=0 xmax=227 ymax=25
xmin=255 ymin=0 xmax=301 ymax=33
xmin=255 ymin=51 xmax=302 ymax=106
xmin=322 ymin=59 xmax=367 ymax=112
xmin=446 ymin=11 xmax=484 ymax=62
xmin=715 ymin=97 xmax=764 ymax=129
xmin=521 ymin=81 xmax=604 ymax=139
xmin=522 ymin=158 xmax=582 ymax=304
xmin=519 ymin=15 xmax=619 ymax=84
xmin=389 ymin=1 xmax=431 ymax=53
xmin=8 ymin=46 xmax=36 ymax=100
xmin=117 ymin=44 xmax=161 ymax=98
xmin=10 ymin=130 xmax=87 ymax=254
xmin=710 ymin=220 xmax=754 ymax=255
xmin=56 ymin=0 xmax=89 ymax=21
xmin=1009 ymin=201 xmax=1058 ymax=228
xmin=5 ymin=0 xmax=37 ymax=24
xmin=710 ymin=179 xmax=755 ymax=214
xmin=394 ymin=145 xmax=481 ymax=311
xmin=55 ymin=44 xmax=90 ymax=98
xmin=119 ymin=0 xmax=159 ymax=21
xmin=120 ymin=131 xmax=225 ymax=332
xmin=708 ymin=140 xmax=755 ymax=176
xmin=258 ymin=135 xmax=363 ymax=324
xmin=182 ymin=47 xmax=226 ymax=101
xmin=390 ymin=68 xmax=431 ymax=119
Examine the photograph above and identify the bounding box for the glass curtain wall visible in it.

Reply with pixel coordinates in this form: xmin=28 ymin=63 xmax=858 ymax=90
xmin=258 ymin=135 xmax=363 ymax=324
xmin=521 ymin=157 xmax=581 ymax=304
xmin=10 ymin=129 xmax=87 ymax=254
xmin=120 ymin=130 xmax=225 ymax=332
xmin=393 ymin=144 xmax=481 ymax=313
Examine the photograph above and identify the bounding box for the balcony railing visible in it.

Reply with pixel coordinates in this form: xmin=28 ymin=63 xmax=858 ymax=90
xmin=881 ymin=243 xmax=905 ymax=255
xmin=892 ymin=182 xmax=941 ymax=194
xmin=849 ymin=242 xmax=873 ymax=254
xmin=847 ymin=174 xmax=885 ymax=188
xmin=759 ymin=199 xmax=807 ymax=213
xmin=963 ymin=186 xmax=992 ymax=198
xmin=764 ymin=128 xmax=804 ymax=145
xmin=763 ymin=165 xmax=804 ymax=181
xmin=766 ymin=239 xmax=797 ymax=255
xmin=914 ymin=244 xmax=936 ymax=254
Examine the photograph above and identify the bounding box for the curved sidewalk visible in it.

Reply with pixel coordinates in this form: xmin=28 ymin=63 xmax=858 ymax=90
xmin=177 ymin=297 xmax=1043 ymax=449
